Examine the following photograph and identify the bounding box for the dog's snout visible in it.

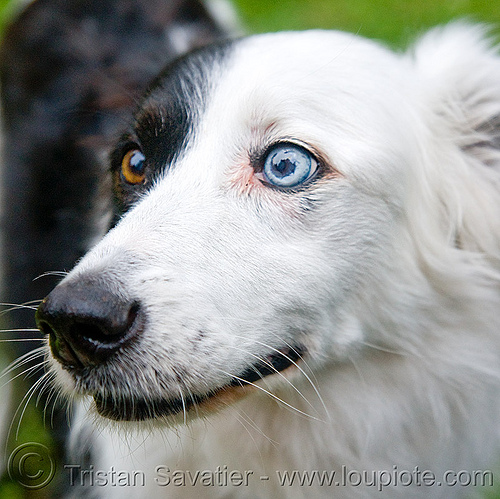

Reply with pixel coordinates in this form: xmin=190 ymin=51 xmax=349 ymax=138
xmin=36 ymin=278 xmax=143 ymax=368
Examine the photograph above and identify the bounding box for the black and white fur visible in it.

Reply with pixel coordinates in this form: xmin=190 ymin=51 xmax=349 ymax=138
xmin=4 ymin=3 xmax=500 ymax=498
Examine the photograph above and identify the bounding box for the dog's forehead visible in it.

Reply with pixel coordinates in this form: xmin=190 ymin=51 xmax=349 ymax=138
xmin=136 ymin=29 xmax=409 ymax=134
xmin=125 ymin=30 xmax=414 ymax=186
xmin=213 ymin=31 xmax=412 ymax=130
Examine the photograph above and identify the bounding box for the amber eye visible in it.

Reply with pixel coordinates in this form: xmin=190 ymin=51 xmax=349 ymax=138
xmin=121 ymin=149 xmax=146 ymax=184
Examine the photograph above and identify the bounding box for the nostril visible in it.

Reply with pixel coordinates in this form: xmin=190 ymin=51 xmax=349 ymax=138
xmin=38 ymin=321 xmax=55 ymax=338
xmin=67 ymin=302 xmax=141 ymax=346
xmin=127 ymin=302 xmax=140 ymax=330
xmin=39 ymin=320 xmax=86 ymax=369
xmin=70 ymin=323 xmax=113 ymax=344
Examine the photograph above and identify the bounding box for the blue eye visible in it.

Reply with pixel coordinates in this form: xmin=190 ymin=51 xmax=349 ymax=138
xmin=262 ymin=144 xmax=318 ymax=188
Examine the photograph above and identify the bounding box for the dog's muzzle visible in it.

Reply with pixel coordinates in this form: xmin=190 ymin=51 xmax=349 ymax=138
xmin=36 ymin=277 xmax=144 ymax=369
xmin=36 ymin=275 xmax=307 ymax=422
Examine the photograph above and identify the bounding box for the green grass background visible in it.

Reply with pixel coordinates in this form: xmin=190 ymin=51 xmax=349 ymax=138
xmin=232 ymin=0 xmax=500 ymax=44
xmin=0 ymin=0 xmax=500 ymax=497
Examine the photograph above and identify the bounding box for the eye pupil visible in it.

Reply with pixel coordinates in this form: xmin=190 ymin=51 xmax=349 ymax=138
xmin=129 ymin=152 xmax=144 ymax=174
xmin=274 ymin=157 xmax=294 ymax=176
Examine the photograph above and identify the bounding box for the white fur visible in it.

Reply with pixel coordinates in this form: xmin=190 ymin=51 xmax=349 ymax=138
xmin=51 ymin=25 xmax=500 ymax=498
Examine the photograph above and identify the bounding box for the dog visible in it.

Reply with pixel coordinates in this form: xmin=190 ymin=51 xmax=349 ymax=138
xmin=4 ymin=3 xmax=500 ymax=498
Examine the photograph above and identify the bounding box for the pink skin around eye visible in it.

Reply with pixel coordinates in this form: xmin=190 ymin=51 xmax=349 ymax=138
xmin=228 ymin=161 xmax=265 ymax=196
xmin=226 ymin=160 xmax=305 ymax=217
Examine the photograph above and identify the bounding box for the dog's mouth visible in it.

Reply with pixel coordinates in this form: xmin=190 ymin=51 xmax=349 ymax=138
xmin=93 ymin=344 xmax=306 ymax=421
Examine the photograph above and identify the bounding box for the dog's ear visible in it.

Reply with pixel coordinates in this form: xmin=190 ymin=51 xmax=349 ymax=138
xmin=409 ymin=23 xmax=500 ymax=256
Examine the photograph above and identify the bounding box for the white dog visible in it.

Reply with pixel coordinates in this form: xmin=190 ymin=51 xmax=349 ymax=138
xmin=34 ymin=23 xmax=500 ymax=498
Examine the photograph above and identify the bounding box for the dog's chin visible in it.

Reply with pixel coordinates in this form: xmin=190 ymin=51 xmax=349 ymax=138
xmin=91 ymin=344 xmax=306 ymax=422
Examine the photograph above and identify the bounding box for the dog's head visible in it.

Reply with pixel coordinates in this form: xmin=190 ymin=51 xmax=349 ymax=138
xmin=36 ymin=26 xmax=500 ymax=423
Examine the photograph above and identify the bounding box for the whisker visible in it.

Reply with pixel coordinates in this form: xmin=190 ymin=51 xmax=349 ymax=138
xmin=177 ymin=386 xmax=187 ymax=426
xmin=0 ymin=328 xmax=41 ymax=333
xmin=8 ymin=369 xmax=51 ymax=442
xmin=216 ymin=368 xmax=321 ymax=421
xmin=266 ymin=330 xmax=320 ymax=381
xmin=227 ymin=344 xmax=322 ymax=418
xmin=231 ymin=334 xmax=330 ymax=421
xmin=64 ymin=391 xmax=76 ymax=428
xmin=360 ymin=340 xmax=408 ymax=357
xmin=17 ymin=372 xmax=51 ymax=437
xmin=37 ymin=370 xmax=56 ymax=408
xmin=0 ymin=299 xmax=43 ymax=306
xmin=0 ymin=339 xmax=44 ymax=343
xmin=49 ymin=386 xmax=68 ymax=429
xmin=231 ymin=407 xmax=278 ymax=448
xmin=33 ymin=271 xmax=69 ymax=281
xmin=0 ymin=303 xmax=40 ymax=314
xmin=1 ymin=346 xmax=46 ymax=379
xmin=170 ymin=365 xmax=201 ymax=422
xmin=39 ymin=383 xmax=57 ymax=428
xmin=186 ymin=389 xmax=201 ymax=420
xmin=5 ymin=359 xmax=48 ymax=389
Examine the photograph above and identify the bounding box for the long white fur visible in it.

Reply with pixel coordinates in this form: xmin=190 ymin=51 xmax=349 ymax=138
xmin=49 ymin=24 xmax=500 ymax=498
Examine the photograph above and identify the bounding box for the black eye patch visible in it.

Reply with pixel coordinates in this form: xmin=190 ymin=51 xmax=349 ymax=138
xmin=109 ymin=41 xmax=234 ymax=218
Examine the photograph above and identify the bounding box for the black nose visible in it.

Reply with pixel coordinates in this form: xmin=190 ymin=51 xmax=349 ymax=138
xmin=36 ymin=276 xmax=143 ymax=368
